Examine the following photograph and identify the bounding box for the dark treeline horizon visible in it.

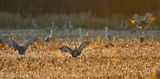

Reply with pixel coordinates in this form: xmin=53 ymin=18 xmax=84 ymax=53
xmin=0 ymin=0 xmax=160 ymax=18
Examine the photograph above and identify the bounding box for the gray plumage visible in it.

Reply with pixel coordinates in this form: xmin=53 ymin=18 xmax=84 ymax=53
xmin=45 ymin=29 xmax=53 ymax=42
xmin=69 ymin=21 xmax=73 ymax=31
xmin=132 ymin=13 xmax=152 ymax=30
xmin=120 ymin=19 xmax=124 ymax=30
xmin=124 ymin=21 xmax=128 ymax=30
xmin=62 ymin=21 xmax=67 ymax=30
xmin=51 ymin=21 xmax=56 ymax=30
xmin=79 ymin=27 xmax=84 ymax=39
xmin=79 ymin=27 xmax=89 ymax=40
xmin=7 ymin=39 xmax=35 ymax=54
xmin=117 ymin=19 xmax=124 ymax=30
xmin=60 ymin=41 xmax=89 ymax=57
xmin=105 ymin=27 xmax=112 ymax=40
xmin=32 ymin=19 xmax=39 ymax=29
xmin=79 ymin=27 xmax=85 ymax=40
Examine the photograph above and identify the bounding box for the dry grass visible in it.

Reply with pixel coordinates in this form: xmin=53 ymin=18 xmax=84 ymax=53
xmin=0 ymin=38 xmax=160 ymax=79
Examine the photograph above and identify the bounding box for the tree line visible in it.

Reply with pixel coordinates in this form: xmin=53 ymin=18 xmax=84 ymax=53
xmin=0 ymin=0 xmax=159 ymax=18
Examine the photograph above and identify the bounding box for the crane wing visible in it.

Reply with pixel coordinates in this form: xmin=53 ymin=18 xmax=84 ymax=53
xmin=60 ymin=46 xmax=73 ymax=54
xmin=23 ymin=38 xmax=35 ymax=49
xmin=144 ymin=13 xmax=151 ymax=23
xmin=7 ymin=40 xmax=19 ymax=50
xmin=133 ymin=14 xmax=141 ymax=25
xmin=77 ymin=41 xmax=89 ymax=54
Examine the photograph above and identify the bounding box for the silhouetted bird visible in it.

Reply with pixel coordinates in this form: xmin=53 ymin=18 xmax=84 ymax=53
xmin=105 ymin=27 xmax=112 ymax=40
xmin=131 ymin=13 xmax=155 ymax=42
xmin=51 ymin=21 xmax=56 ymax=30
xmin=69 ymin=21 xmax=73 ymax=31
xmin=46 ymin=21 xmax=57 ymax=32
xmin=117 ymin=19 xmax=124 ymax=30
xmin=7 ymin=38 xmax=35 ymax=54
xmin=32 ymin=19 xmax=39 ymax=29
xmin=60 ymin=41 xmax=89 ymax=57
xmin=79 ymin=27 xmax=85 ymax=39
xmin=79 ymin=27 xmax=90 ymax=41
xmin=124 ymin=21 xmax=128 ymax=30
xmin=62 ymin=21 xmax=67 ymax=30
xmin=45 ymin=29 xmax=53 ymax=42
xmin=131 ymin=13 xmax=155 ymax=30
xmin=0 ymin=39 xmax=3 ymax=44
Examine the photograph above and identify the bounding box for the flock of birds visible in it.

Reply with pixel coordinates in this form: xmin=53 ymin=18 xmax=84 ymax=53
xmin=0 ymin=12 xmax=156 ymax=57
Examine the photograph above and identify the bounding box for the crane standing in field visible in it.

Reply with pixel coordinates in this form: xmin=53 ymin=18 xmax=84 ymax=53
xmin=79 ymin=27 xmax=90 ymax=41
xmin=45 ymin=29 xmax=54 ymax=42
xmin=46 ymin=21 xmax=57 ymax=32
xmin=62 ymin=21 xmax=67 ymax=30
xmin=69 ymin=21 xmax=73 ymax=31
xmin=32 ymin=19 xmax=40 ymax=29
xmin=105 ymin=27 xmax=112 ymax=40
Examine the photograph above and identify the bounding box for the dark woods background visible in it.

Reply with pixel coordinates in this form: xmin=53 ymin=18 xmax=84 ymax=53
xmin=0 ymin=0 xmax=160 ymax=29
xmin=0 ymin=0 xmax=159 ymax=18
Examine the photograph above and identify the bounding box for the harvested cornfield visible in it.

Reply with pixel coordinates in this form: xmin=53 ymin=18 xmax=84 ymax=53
xmin=0 ymin=35 xmax=160 ymax=78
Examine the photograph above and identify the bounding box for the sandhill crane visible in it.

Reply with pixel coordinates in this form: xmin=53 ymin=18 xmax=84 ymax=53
xmin=117 ymin=19 xmax=124 ymax=30
xmin=32 ymin=19 xmax=39 ymax=29
xmin=124 ymin=21 xmax=128 ymax=30
xmin=45 ymin=29 xmax=53 ymax=42
xmin=120 ymin=19 xmax=124 ymax=30
xmin=46 ymin=21 xmax=57 ymax=32
xmin=131 ymin=13 xmax=155 ymax=42
xmin=131 ymin=13 xmax=155 ymax=30
xmin=62 ymin=21 xmax=67 ymax=30
xmin=51 ymin=21 xmax=56 ymax=29
xmin=69 ymin=21 xmax=73 ymax=31
xmin=7 ymin=38 xmax=35 ymax=54
xmin=60 ymin=41 xmax=89 ymax=57
xmin=105 ymin=27 xmax=112 ymax=40
xmin=79 ymin=27 xmax=90 ymax=41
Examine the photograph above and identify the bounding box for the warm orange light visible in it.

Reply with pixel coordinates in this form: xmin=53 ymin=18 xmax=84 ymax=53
xmin=86 ymin=32 xmax=90 ymax=37
xmin=131 ymin=18 xmax=136 ymax=24
xmin=0 ymin=43 xmax=9 ymax=50
xmin=150 ymin=16 xmax=155 ymax=23
xmin=138 ymin=25 xmax=142 ymax=30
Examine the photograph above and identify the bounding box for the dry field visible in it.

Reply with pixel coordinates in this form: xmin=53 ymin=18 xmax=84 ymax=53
xmin=0 ymin=30 xmax=160 ymax=79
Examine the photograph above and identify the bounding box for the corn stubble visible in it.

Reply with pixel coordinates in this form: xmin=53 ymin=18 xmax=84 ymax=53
xmin=0 ymin=38 xmax=160 ymax=79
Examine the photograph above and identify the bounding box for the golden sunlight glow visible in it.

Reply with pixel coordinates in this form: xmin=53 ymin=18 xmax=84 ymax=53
xmin=0 ymin=43 xmax=9 ymax=49
xmin=150 ymin=16 xmax=155 ymax=23
xmin=138 ymin=25 xmax=142 ymax=30
xmin=130 ymin=18 xmax=136 ymax=24
xmin=86 ymin=32 xmax=90 ymax=37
